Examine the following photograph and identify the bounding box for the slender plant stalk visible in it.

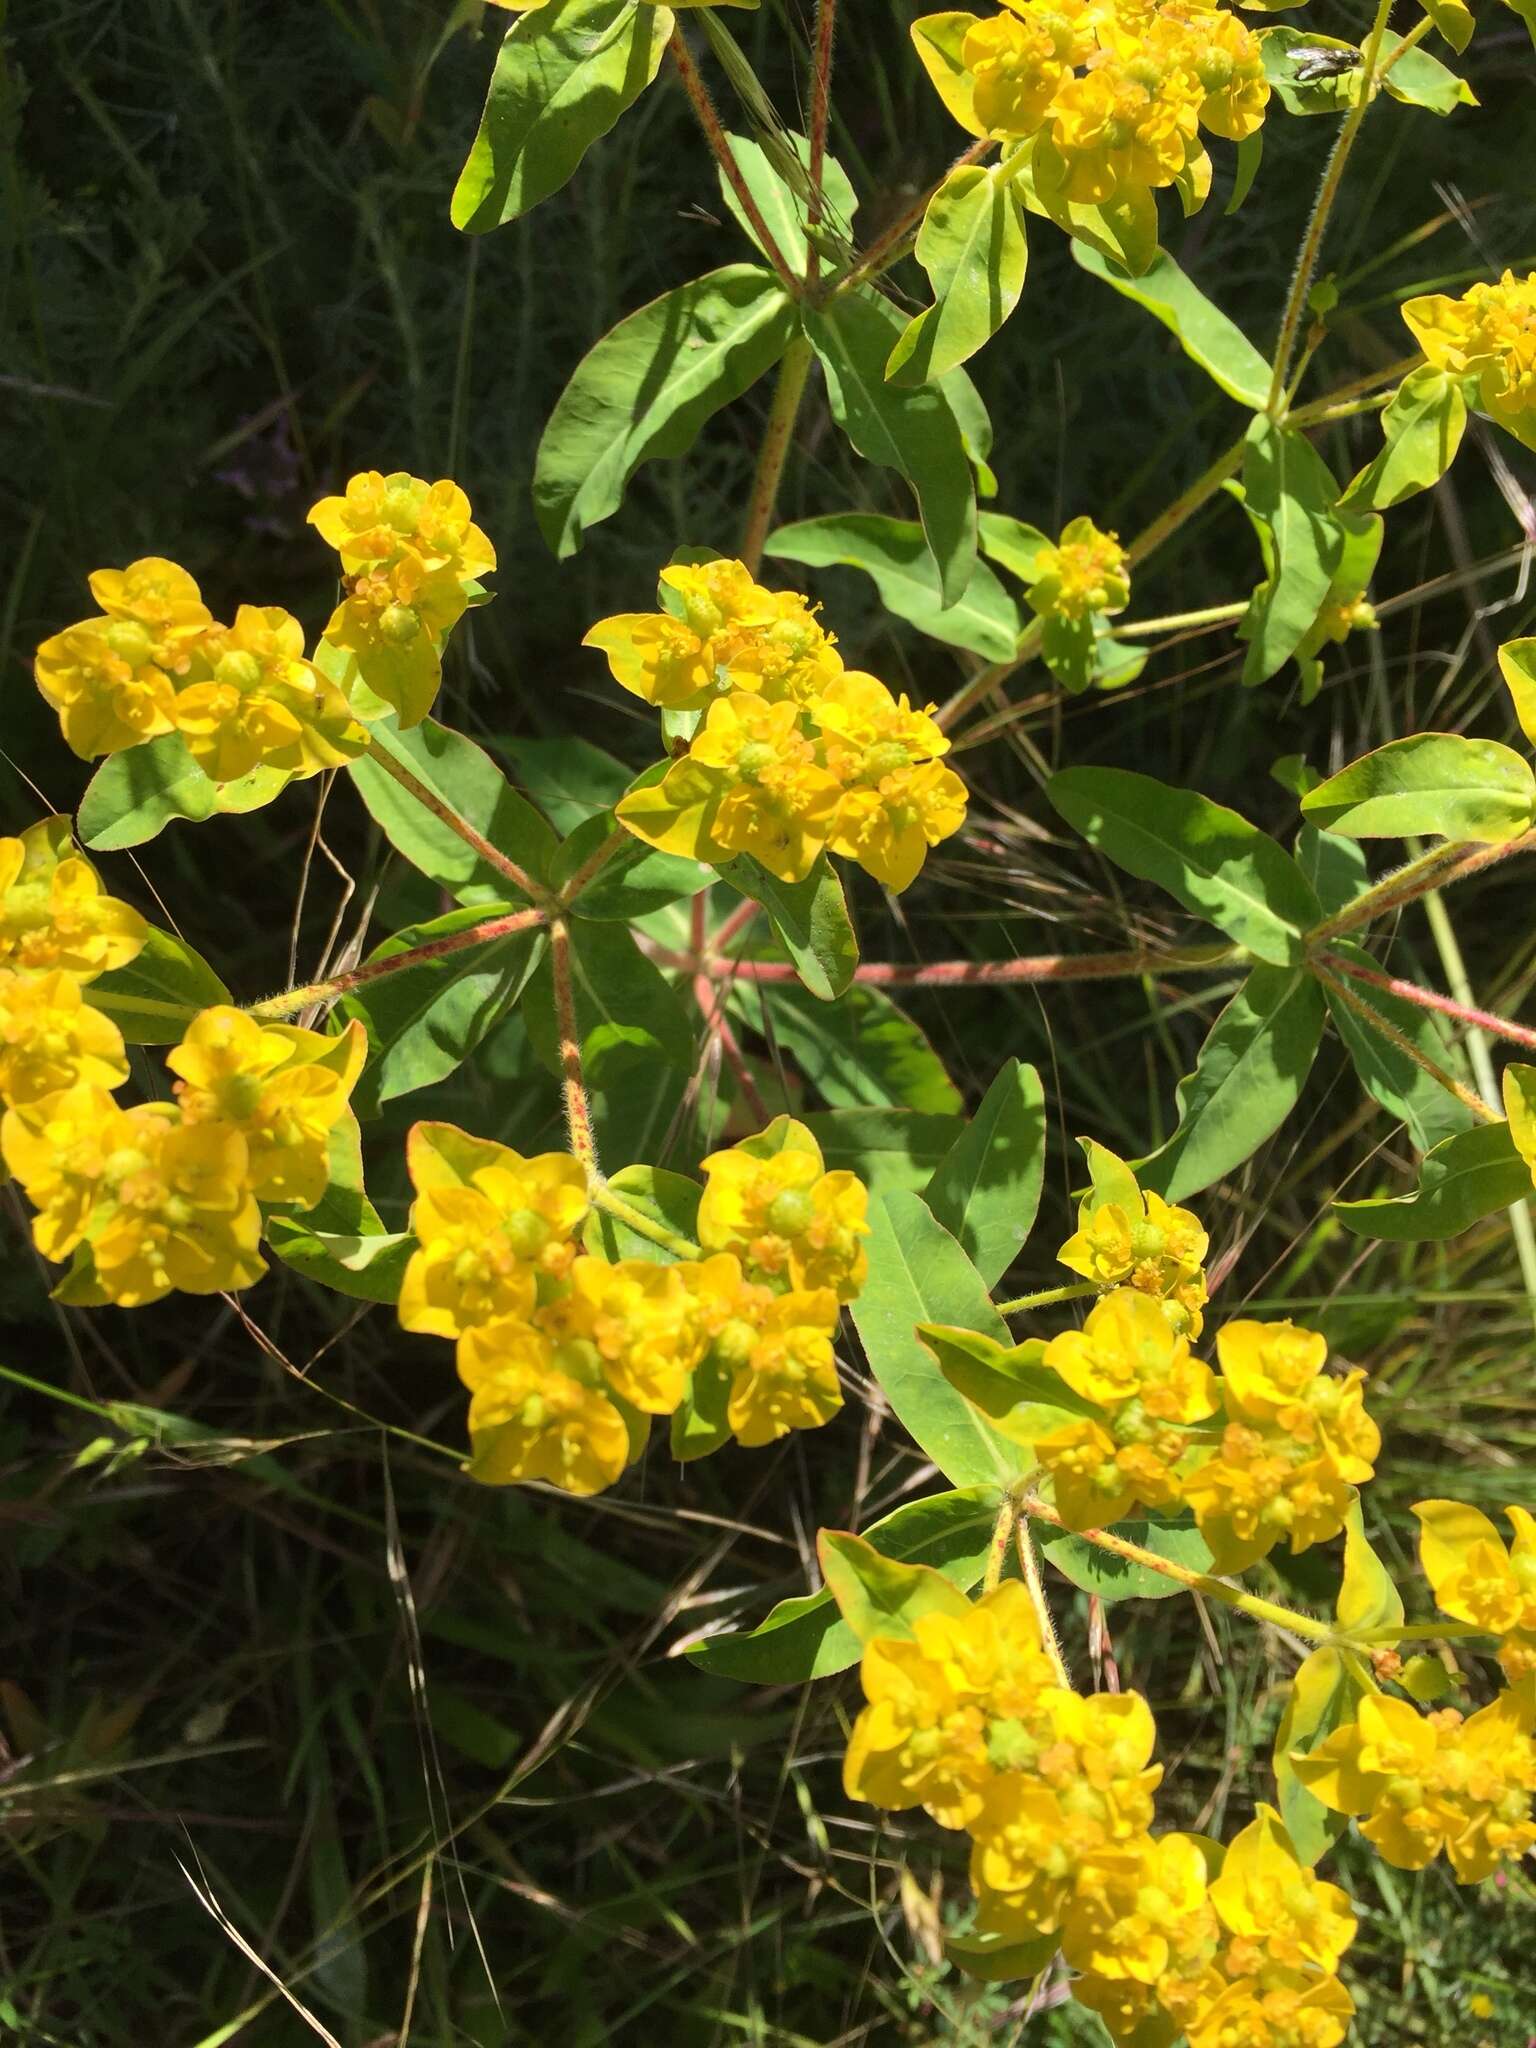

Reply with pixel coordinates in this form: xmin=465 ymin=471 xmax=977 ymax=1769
xmin=1014 ymin=1516 xmax=1071 ymax=1685
xmin=549 ymin=918 xmax=599 ymax=1177
xmin=804 ymin=0 xmax=837 ymax=287
xmin=982 ymin=1494 xmax=1017 ymax=1595
xmin=590 ymin=1183 xmax=701 ymax=1260
xmin=361 ymin=740 xmax=556 ymax=910
xmin=1314 ymin=961 xmax=1501 ymax=1123
xmin=668 ymin=29 xmax=802 ymax=297
xmin=1322 ymin=951 xmax=1536 ymax=1054
xmin=1021 ymin=1497 xmax=1338 ymax=1645
xmin=247 ymin=906 xmax=547 ymax=1021
xmin=829 ymin=137 xmax=996 ymax=301
xmin=1266 ymin=0 xmax=1397 ymax=416
xmin=1108 ymin=601 xmax=1249 ymax=639
xmin=740 ymin=334 xmax=815 ymax=573
xmin=1304 ymin=834 xmax=1536 ymax=948
xmin=559 ymin=823 xmax=629 ymax=906
xmin=995 ymin=1280 xmax=1098 ymax=1316
xmin=720 ymin=942 xmax=1243 ymax=989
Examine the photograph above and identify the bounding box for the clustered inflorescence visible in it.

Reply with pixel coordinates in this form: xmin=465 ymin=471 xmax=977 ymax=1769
xmin=397 ymin=1115 xmax=869 ymax=1494
xmin=0 ymin=816 xmax=364 ymax=1305
xmin=586 ymin=557 xmax=968 ymax=891
xmin=1402 ymin=269 xmax=1536 ymax=453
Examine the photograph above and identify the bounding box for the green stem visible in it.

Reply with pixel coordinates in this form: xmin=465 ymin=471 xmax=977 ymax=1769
xmin=1266 ymin=0 xmax=1396 ymax=417
xmin=828 ymin=137 xmax=996 ymax=301
xmin=740 ymin=334 xmax=814 ymax=574
xmin=590 ymin=1182 xmax=701 ymax=1261
xmin=994 ymin=1280 xmax=1098 ymax=1317
xmin=247 ymin=906 xmax=547 ymax=1021
xmin=1304 ymin=842 xmax=1479 ymax=947
xmin=982 ymin=1494 xmax=1017 ymax=1595
xmin=1108 ymin=601 xmax=1248 ymax=639
xmin=1313 ymin=959 xmax=1501 ymax=1124
xmin=1014 ymin=1512 xmax=1070 ymax=1685
xmin=1021 ymin=1497 xmax=1338 ymax=1644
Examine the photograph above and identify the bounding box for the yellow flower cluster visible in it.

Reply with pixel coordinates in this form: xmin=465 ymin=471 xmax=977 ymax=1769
xmin=919 ymin=0 xmax=1268 ymax=223
xmin=398 ymin=1116 xmax=867 ymax=1495
xmin=3 ymin=979 xmax=364 ymax=1307
xmin=1033 ymin=1300 xmax=1380 ymax=1568
xmin=1295 ymin=1680 xmax=1536 ymax=1883
xmin=1025 ymin=516 xmax=1131 ymax=626
xmin=1415 ymin=1500 xmax=1536 ymax=1682
xmin=845 ymin=1586 xmax=1356 ymax=2042
xmin=308 ymin=471 xmax=497 ymax=728
xmin=34 ymin=558 xmax=367 ymax=781
xmin=586 ymin=558 xmax=967 ymax=892
xmin=1403 ymin=270 xmax=1536 ymax=453
xmin=1058 ymin=1172 xmax=1208 ymax=1333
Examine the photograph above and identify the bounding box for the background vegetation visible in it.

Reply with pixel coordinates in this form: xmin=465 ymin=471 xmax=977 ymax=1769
xmin=3 ymin=1 xmax=1534 ymax=2041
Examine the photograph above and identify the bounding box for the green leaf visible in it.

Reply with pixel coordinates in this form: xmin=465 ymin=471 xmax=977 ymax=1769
xmin=1300 ymin=734 xmax=1535 ymax=843
xmin=919 ymin=1324 xmax=1098 ymax=1449
xmin=1295 ymin=822 xmax=1367 ymax=914
xmin=684 ymin=1486 xmax=1003 ymax=1683
xmin=718 ymin=853 xmax=857 ymax=1001
xmin=77 ymin=734 xmax=288 ymax=851
xmin=1038 ymin=1515 xmax=1214 ymax=1604
xmin=1499 ymin=638 xmax=1536 ymax=750
xmin=1336 ymin=1495 xmax=1405 ymax=1634
xmin=1274 ymin=1646 xmax=1371 ymax=1864
xmin=944 ymin=1929 xmax=1059 ymax=1983
xmin=818 ymin=1528 xmax=978 ymax=1648
xmin=1136 ymin=967 xmax=1325 ymax=1202
xmin=583 ymin=1163 xmax=701 ymax=1262
xmin=449 ymin=0 xmax=672 ymax=233
xmin=1340 ymin=365 xmax=1467 ymax=511
xmin=925 ymin=1060 xmax=1047 ymax=1286
xmin=1048 ymin=766 xmax=1321 ymax=966
xmin=265 ymin=1222 xmax=415 ymax=1304
xmin=1336 ymin=1120 xmax=1530 ymax=1240
xmin=523 ymin=920 xmax=694 ymax=1081
xmin=1322 ymin=939 xmax=1474 ymax=1154
xmin=909 ymin=13 xmax=986 ymax=138
xmin=850 ymin=1190 xmax=1027 ymax=1488
xmin=800 ymin=1107 xmax=966 ymax=1198
xmin=1239 ymin=416 xmax=1345 ymax=685
xmin=87 ymin=926 xmax=231 ymax=1044
xmin=298 ymin=1109 xmax=382 ymax=1236
xmin=1079 ymin=1135 xmax=1142 ymax=1216
xmin=728 ymin=979 xmax=961 ymax=1115
xmin=765 ymin=513 xmax=1021 ymax=662
xmin=1016 ymin=152 xmax=1159 ymax=276
xmin=977 ymin=513 xmax=1050 ymax=585
xmin=534 ymin=264 xmax=796 ymax=558
xmin=553 ymin=809 xmax=713 ymax=920
xmin=887 ymin=164 xmax=1028 ymax=384
xmin=717 ymin=130 xmax=858 ymax=275
xmin=1378 ymin=28 xmax=1477 ymax=112
xmin=349 ymin=716 xmax=557 ymax=903
xmin=496 ymin=734 xmax=632 ymax=833
xmin=804 ymin=290 xmax=978 ymax=608
xmin=343 ymin=907 xmax=544 ymax=1115
xmin=1070 ymin=243 xmax=1271 ymax=410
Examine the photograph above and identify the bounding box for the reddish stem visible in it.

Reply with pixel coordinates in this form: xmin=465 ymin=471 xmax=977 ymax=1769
xmin=668 ymin=31 xmax=802 ymax=298
xmin=721 ymin=945 xmax=1235 ymax=988
xmin=550 ymin=919 xmax=598 ymax=1176
xmin=248 ymin=907 xmax=547 ymax=1020
xmin=1322 ymin=952 xmax=1536 ymax=1054
xmin=805 ymin=0 xmax=837 ymax=285
xmin=829 ymin=137 xmax=995 ymax=300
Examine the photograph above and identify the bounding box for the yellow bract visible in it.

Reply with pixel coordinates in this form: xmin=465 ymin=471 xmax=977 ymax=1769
xmin=168 ymin=1006 xmax=367 ymax=1209
xmin=592 ymin=560 xmax=967 ymax=892
xmin=0 ymin=968 xmax=128 ymax=1109
xmin=396 ymin=1116 xmax=866 ymax=1496
xmin=172 ymin=605 xmax=366 ymax=783
xmin=1057 ymin=1174 xmax=1208 ymax=1334
xmin=1025 ymin=516 xmax=1131 ymax=624
xmin=0 ymin=818 xmax=148 ymax=983
xmin=1294 ymin=1682 xmax=1536 ymax=1882
xmin=1402 ymin=271 xmax=1536 ymax=452
xmin=1415 ymin=1498 xmax=1536 ymax=1681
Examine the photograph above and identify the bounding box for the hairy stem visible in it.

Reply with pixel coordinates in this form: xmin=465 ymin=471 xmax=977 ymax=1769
xmin=590 ymin=1182 xmax=701 ymax=1261
xmin=550 ymin=918 xmax=599 ymax=1177
xmin=740 ymin=334 xmax=815 ymax=573
xmin=559 ymin=823 xmax=629 ymax=907
xmin=1313 ymin=960 xmax=1501 ymax=1124
xmin=668 ymin=29 xmax=802 ymax=297
xmin=1321 ymin=951 xmax=1536 ymax=1054
xmin=829 ymin=137 xmax=996 ymax=301
xmin=362 ymin=741 xmax=555 ymax=910
xmin=1015 ymin=1515 xmax=1071 ymax=1685
xmin=247 ymin=906 xmax=548 ymax=1021
xmin=1266 ymin=0 xmax=1397 ymax=417
xmin=982 ymin=1494 xmax=1017 ymax=1596
xmin=995 ymin=1280 xmax=1099 ymax=1316
xmin=1021 ymin=1498 xmax=1337 ymax=1645
xmin=804 ymin=0 xmax=837 ymax=287
xmin=1304 ymin=835 xmax=1536 ymax=948
xmin=721 ymin=942 xmax=1243 ymax=989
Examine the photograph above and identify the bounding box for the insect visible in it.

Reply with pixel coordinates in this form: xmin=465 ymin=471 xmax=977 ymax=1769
xmin=1291 ymin=43 xmax=1362 ymax=81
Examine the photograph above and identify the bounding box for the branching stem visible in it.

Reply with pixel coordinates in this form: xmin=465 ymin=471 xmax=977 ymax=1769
xmin=247 ymin=906 xmax=547 ymax=1021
